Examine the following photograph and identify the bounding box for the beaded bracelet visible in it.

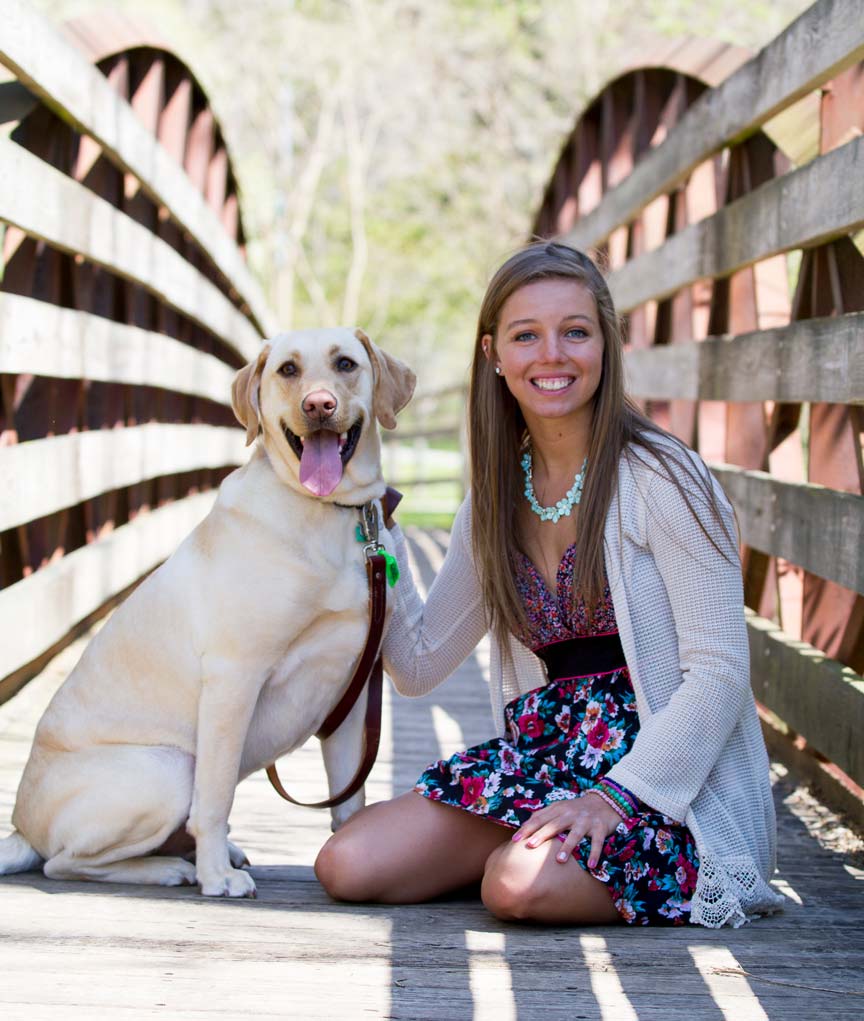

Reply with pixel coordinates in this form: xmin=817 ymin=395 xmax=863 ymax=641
xmin=593 ymin=784 xmax=632 ymax=818
xmin=600 ymin=778 xmax=638 ymax=812
xmin=597 ymin=777 xmax=639 ymax=816
xmin=586 ymin=778 xmax=638 ymax=820
xmin=583 ymin=787 xmax=629 ymax=821
xmin=599 ymin=785 xmax=635 ymax=818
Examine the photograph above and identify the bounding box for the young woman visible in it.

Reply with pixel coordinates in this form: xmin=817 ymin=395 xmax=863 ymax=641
xmin=315 ymin=242 xmax=783 ymax=928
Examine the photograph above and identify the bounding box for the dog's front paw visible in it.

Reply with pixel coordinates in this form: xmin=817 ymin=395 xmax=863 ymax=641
xmin=198 ymin=867 xmax=257 ymax=899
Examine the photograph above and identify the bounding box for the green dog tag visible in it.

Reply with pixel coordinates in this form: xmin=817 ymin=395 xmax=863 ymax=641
xmin=383 ymin=551 xmax=400 ymax=588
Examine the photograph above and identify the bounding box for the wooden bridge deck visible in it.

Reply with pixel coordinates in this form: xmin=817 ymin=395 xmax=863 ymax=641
xmin=1 ymin=528 xmax=863 ymax=1021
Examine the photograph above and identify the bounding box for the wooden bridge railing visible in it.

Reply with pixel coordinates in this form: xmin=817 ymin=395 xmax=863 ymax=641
xmin=0 ymin=4 xmax=270 ymax=702
xmin=533 ymin=0 xmax=864 ymax=814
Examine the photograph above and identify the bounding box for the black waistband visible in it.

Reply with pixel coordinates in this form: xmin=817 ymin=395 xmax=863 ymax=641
xmin=534 ymin=633 xmax=626 ymax=681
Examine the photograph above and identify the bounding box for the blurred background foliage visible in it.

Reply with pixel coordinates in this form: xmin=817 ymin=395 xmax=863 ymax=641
xmin=36 ymin=0 xmax=811 ymax=386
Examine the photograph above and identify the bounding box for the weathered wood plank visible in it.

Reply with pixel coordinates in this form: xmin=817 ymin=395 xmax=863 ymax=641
xmin=608 ymin=134 xmax=864 ymax=312
xmin=746 ymin=609 xmax=864 ymax=786
xmin=0 ymin=531 xmax=862 ymax=1020
xmin=0 ymin=0 xmax=276 ymax=337
xmin=0 ymin=133 xmax=261 ymax=361
xmin=624 ymin=311 xmax=864 ymax=404
xmin=0 ymin=424 xmax=246 ymax=532
xmin=0 ymin=491 xmax=215 ymax=682
xmin=760 ymin=711 xmax=864 ymax=834
xmin=711 ymin=464 xmax=864 ymax=594
xmin=563 ymin=0 xmax=864 ymax=250
xmin=0 ymin=292 xmax=236 ymax=402
xmin=388 ymin=477 xmax=462 ymax=488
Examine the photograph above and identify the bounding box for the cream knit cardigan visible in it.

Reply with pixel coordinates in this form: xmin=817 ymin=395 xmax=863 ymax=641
xmin=382 ymin=439 xmax=784 ymax=928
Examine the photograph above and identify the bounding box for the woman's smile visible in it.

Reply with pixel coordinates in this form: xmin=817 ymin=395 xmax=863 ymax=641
xmin=531 ymin=375 xmax=575 ymax=392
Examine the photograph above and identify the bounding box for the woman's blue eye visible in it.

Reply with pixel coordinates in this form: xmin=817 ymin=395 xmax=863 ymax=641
xmin=512 ymin=328 xmax=588 ymax=343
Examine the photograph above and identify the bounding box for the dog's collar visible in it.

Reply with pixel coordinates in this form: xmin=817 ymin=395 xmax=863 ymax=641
xmin=333 ymin=486 xmax=402 ymax=522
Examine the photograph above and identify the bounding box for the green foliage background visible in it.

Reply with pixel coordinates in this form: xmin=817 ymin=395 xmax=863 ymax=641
xmin=37 ymin=0 xmax=812 ymax=384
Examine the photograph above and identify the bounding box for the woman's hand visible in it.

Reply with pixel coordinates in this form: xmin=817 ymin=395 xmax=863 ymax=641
xmin=512 ymin=792 xmax=622 ymax=868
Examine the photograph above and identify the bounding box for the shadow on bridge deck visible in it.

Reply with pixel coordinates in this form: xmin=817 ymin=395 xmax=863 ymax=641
xmin=0 ymin=529 xmax=862 ymax=1020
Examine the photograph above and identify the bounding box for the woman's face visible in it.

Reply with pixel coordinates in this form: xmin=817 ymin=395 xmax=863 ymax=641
xmin=486 ymin=277 xmax=604 ymax=432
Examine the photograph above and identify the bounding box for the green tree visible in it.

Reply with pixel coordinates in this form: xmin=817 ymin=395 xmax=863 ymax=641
xmin=36 ymin=0 xmax=813 ymax=383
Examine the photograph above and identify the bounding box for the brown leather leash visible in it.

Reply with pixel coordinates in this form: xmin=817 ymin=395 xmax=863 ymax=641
xmin=265 ymin=493 xmax=398 ymax=809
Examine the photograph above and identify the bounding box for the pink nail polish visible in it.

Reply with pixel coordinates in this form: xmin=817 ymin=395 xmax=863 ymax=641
xmin=557 ymin=851 xmax=567 ymax=862
xmin=511 ymin=832 xmax=522 ymax=842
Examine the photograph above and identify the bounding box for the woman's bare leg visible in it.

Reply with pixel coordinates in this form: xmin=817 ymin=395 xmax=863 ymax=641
xmin=480 ymin=837 xmax=621 ymax=925
xmin=315 ymin=792 xmax=510 ymax=903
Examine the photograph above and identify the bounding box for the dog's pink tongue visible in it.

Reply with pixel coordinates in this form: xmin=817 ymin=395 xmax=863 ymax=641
xmin=299 ymin=430 xmax=343 ymax=496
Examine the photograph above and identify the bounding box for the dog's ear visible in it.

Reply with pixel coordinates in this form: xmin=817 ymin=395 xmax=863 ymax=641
xmin=231 ymin=345 xmax=271 ymax=446
xmin=355 ymin=329 xmax=416 ymax=430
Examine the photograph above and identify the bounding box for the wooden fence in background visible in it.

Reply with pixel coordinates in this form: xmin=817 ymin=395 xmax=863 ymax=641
xmin=0 ymin=2 xmax=271 ymax=702
xmin=532 ymin=0 xmax=863 ymax=819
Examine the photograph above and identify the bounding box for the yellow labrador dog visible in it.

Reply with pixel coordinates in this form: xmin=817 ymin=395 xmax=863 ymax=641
xmin=0 ymin=328 xmax=414 ymax=898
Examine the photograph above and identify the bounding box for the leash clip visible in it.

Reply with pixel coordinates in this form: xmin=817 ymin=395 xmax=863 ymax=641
xmin=355 ymin=500 xmax=399 ymax=586
xmin=358 ymin=500 xmax=383 ymax=561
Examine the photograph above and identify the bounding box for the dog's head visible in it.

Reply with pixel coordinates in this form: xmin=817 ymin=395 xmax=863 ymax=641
xmin=232 ymin=327 xmax=415 ymax=502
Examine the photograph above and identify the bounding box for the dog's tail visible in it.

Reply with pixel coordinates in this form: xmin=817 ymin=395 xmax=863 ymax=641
xmin=0 ymin=830 xmax=43 ymax=874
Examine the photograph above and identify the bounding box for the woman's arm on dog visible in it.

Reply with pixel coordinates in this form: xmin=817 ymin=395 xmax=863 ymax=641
xmin=383 ymin=495 xmax=487 ymax=696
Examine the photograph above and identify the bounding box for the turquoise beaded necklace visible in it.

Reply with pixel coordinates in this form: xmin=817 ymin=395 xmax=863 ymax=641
xmin=520 ymin=447 xmax=587 ymax=524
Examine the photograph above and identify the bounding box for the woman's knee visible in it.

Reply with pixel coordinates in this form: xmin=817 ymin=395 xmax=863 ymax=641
xmin=480 ymin=844 xmax=545 ymax=921
xmin=314 ymin=828 xmax=383 ymax=902
xmin=481 ymin=842 xmax=621 ymax=925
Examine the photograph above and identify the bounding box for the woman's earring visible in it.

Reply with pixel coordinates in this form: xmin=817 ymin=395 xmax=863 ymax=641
xmin=495 ymin=366 xmax=502 ymax=376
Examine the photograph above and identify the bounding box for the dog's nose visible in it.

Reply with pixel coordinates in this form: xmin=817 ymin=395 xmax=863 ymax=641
xmin=302 ymin=389 xmax=337 ymax=422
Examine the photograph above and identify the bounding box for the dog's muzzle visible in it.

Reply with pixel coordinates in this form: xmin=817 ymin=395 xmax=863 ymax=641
xmin=282 ymin=419 xmax=363 ymax=497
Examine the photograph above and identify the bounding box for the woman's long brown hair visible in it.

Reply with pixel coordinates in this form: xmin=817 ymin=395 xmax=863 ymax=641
xmin=468 ymin=241 xmax=735 ymax=650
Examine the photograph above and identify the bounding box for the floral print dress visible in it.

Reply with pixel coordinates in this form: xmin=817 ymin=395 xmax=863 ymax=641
xmin=414 ymin=544 xmax=700 ymax=925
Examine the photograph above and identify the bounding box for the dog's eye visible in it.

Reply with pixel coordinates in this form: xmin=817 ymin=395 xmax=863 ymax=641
xmin=336 ymin=357 xmax=357 ymax=372
xmin=278 ymin=361 xmax=297 ymax=377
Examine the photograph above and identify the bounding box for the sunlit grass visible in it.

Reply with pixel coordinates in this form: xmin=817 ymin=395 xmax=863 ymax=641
xmin=396 ymin=509 xmax=457 ymax=531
